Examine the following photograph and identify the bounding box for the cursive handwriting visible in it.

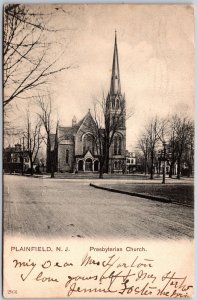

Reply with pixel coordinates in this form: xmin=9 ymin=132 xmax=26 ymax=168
xmin=12 ymin=253 xmax=193 ymax=297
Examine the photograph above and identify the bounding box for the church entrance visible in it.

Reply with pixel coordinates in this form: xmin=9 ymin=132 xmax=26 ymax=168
xmin=78 ymin=160 xmax=83 ymax=171
xmin=85 ymin=158 xmax=92 ymax=171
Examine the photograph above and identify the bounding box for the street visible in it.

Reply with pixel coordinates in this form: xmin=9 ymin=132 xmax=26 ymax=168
xmin=3 ymin=175 xmax=194 ymax=239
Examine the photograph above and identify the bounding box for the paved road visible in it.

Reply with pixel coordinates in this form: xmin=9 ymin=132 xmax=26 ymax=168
xmin=4 ymin=175 xmax=194 ymax=239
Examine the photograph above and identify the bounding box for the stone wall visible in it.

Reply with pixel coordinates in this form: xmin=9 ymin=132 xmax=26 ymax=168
xmin=58 ymin=142 xmax=74 ymax=172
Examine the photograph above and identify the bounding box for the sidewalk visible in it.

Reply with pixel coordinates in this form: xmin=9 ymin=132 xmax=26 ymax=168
xmin=4 ymin=172 xmax=194 ymax=184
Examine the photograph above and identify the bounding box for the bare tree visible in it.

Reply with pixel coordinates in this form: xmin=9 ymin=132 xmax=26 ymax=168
xmin=36 ymin=95 xmax=58 ymax=178
xmin=167 ymin=127 xmax=177 ymax=178
xmin=23 ymin=111 xmax=42 ymax=175
xmin=138 ymin=115 xmax=194 ymax=180
xmin=4 ymin=122 xmax=23 ymax=148
xmin=139 ymin=117 xmax=167 ymax=180
xmin=137 ymin=136 xmax=149 ymax=175
xmin=171 ymin=115 xmax=194 ymax=179
xmin=92 ymin=93 xmax=131 ymax=178
xmin=183 ymin=124 xmax=194 ymax=177
xmin=3 ymin=4 xmax=71 ymax=108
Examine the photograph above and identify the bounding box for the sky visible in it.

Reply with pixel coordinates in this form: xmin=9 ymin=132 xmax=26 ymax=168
xmin=6 ymin=4 xmax=195 ymax=150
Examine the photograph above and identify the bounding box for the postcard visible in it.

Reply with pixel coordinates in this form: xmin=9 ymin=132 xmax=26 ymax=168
xmin=3 ymin=3 xmax=194 ymax=298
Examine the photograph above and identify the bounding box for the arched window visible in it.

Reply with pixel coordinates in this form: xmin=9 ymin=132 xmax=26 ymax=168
xmin=83 ymin=134 xmax=94 ymax=154
xmin=118 ymin=136 xmax=122 ymax=155
xmin=114 ymin=136 xmax=118 ymax=155
xmin=114 ymin=135 xmax=122 ymax=155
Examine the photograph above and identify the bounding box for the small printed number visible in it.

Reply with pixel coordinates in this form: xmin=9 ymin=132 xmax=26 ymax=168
xmin=8 ymin=290 xmax=17 ymax=294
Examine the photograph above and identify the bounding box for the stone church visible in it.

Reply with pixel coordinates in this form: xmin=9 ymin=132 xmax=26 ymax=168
xmin=53 ymin=33 xmax=126 ymax=173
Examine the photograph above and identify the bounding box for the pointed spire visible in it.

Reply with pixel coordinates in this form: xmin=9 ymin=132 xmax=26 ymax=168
xmin=72 ymin=115 xmax=77 ymax=127
xmin=110 ymin=30 xmax=121 ymax=95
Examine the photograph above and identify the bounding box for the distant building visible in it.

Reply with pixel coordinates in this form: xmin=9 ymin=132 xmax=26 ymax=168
xmin=125 ymin=151 xmax=137 ymax=173
xmin=3 ymin=144 xmax=30 ymax=173
xmin=50 ymin=33 xmax=127 ymax=173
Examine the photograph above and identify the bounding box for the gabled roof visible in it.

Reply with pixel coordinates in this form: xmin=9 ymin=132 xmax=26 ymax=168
xmin=58 ymin=110 xmax=95 ymax=141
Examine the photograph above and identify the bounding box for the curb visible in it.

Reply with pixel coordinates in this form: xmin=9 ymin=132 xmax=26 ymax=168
xmin=89 ymin=183 xmax=172 ymax=203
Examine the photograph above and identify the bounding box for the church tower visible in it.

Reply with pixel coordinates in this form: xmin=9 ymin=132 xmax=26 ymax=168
xmin=107 ymin=31 xmax=126 ymax=172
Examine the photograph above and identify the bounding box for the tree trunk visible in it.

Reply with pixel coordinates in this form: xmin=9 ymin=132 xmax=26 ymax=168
xmin=104 ymin=141 xmax=110 ymax=173
xmin=144 ymin=156 xmax=147 ymax=175
xmin=51 ymin=151 xmax=55 ymax=178
xmin=169 ymin=162 xmax=173 ymax=178
xmin=187 ymin=164 xmax=192 ymax=177
xmin=150 ymin=151 xmax=154 ymax=180
xmin=51 ymin=168 xmax=54 ymax=178
xmin=30 ymin=156 xmax=33 ymax=176
xmin=99 ymin=158 xmax=104 ymax=179
xmin=177 ymin=158 xmax=181 ymax=179
xmin=47 ymin=149 xmax=51 ymax=173
xmin=158 ymin=161 xmax=161 ymax=175
xmin=99 ymin=169 xmax=103 ymax=179
xmin=190 ymin=165 xmax=192 ymax=177
xmin=47 ymin=136 xmax=52 ymax=173
xmin=105 ymin=155 xmax=109 ymax=173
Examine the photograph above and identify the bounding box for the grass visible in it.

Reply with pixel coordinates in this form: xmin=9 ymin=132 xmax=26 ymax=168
xmin=100 ymin=183 xmax=194 ymax=207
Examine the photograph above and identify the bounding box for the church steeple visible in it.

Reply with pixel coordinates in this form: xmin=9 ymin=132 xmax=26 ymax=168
xmin=110 ymin=31 xmax=121 ymax=95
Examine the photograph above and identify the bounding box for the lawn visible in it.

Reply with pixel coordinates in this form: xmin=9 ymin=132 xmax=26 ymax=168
xmin=100 ymin=183 xmax=194 ymax=207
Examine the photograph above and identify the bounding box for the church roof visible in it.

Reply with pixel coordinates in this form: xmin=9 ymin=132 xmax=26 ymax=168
xmin=59 ymin=126 xmax=73 ymax=140
xmin=58 ymin=111 xmax=93 ymax=141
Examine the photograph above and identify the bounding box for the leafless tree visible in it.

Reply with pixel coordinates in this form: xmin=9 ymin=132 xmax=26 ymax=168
xmin=3 ymin=4 xmax=72 ymax=108
xmin=36 ymin=95 xmax=58 ymax=178
xmin=4 ymin=121 xmax=23 ymax=147
xmin=139 ymin=117 xmax=168 ymax=179
xmin=170 ymin=115 xmax=194 ymax=179
xmin=92 ymin=93 xmax=131 ymax=178
xmin=23 ymin=111 xmax=42 ymax=175
xmin=167 ymin=129 xmax=177 ymax=178
xmin=138 ymin=115 xmax=194 ymax=180
xmin=183 ymin=124 xmax=194 ymax=177
xmin=137 ymin=135 xmax=149 ymax=175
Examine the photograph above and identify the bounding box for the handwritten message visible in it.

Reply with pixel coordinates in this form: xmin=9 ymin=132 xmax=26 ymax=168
xmin=4 ymin=241 xmax=194 ymax=298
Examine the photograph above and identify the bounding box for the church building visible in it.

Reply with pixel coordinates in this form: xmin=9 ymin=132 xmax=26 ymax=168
xmin=52 ymin=33 xmax=126 ymax=173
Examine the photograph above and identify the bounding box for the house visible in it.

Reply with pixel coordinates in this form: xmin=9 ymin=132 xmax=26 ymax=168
xmin=126 ymin=151 xmax=136 ymax=173
xmin=3 ymin=144 xmax=30 ymax=173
